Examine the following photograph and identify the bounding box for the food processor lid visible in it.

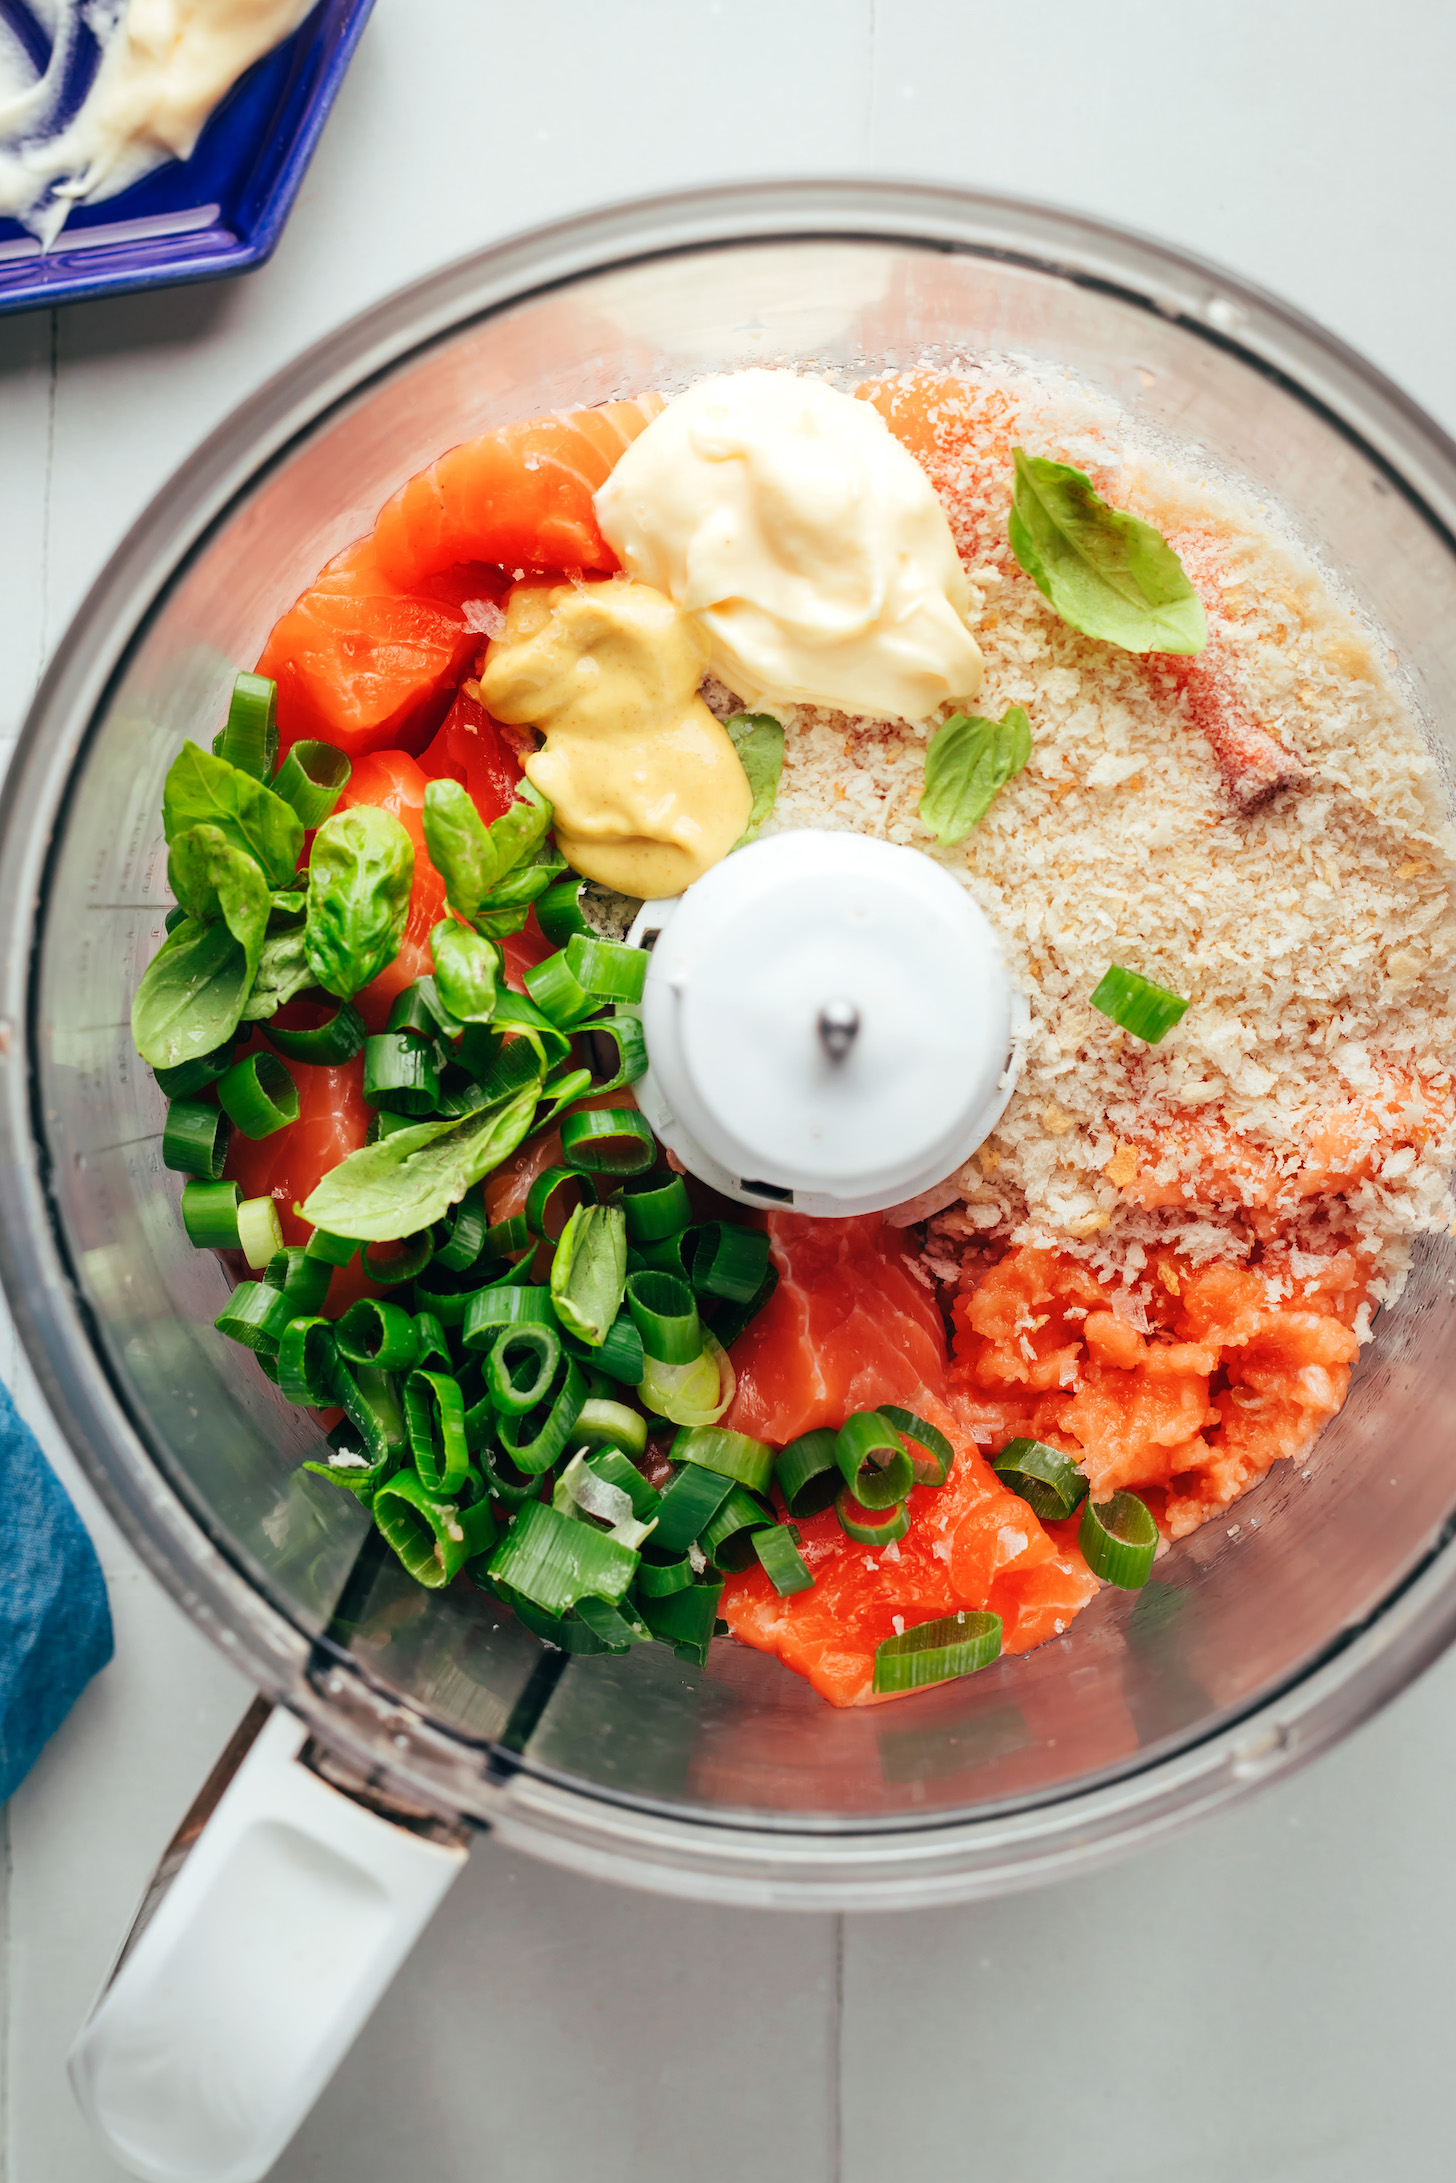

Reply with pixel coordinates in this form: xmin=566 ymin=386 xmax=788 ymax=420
xmin=630 ymin=830 xmax=1027 ymax=1215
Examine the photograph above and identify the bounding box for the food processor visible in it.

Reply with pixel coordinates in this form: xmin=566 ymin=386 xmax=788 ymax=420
xmin=5 ymin=180 xmax=1456 ymax=2183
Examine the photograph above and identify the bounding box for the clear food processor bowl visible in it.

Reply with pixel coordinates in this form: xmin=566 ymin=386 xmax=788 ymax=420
xmin=6 ymin=182 xmax=1456 ymax=1909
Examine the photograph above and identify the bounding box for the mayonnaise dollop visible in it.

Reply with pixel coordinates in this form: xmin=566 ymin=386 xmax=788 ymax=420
xmin=594 ymin=369 xmax=984 ymax=727
xmin=0 ymin=0 xmax=313 ymax=241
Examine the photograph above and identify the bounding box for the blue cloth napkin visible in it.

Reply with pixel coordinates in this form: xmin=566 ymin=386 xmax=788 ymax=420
xmin=0 ymin=1377 xmax=113 ymax=1802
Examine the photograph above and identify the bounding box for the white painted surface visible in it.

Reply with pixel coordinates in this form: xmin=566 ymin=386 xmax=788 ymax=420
xmin=3 ymin=3 xmax=1455 ymax=2177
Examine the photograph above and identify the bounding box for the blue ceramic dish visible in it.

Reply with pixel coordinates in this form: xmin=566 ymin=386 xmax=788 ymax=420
xmin=0 ymin=0 xmax=373 ymax=317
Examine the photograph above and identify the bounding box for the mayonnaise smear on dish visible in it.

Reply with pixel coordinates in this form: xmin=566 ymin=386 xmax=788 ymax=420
xmin=0 ymin=0 xmax=313 ymax=242
xmin=594 ymin=369 xmax=985 ymax=727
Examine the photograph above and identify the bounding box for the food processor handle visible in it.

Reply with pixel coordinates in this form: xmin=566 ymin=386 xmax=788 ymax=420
xmin=67 ymin=1705 xmax=468 ymax=2183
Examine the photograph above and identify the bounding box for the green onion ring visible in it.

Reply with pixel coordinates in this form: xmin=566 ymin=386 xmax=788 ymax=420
xmin=637 ymin=1577 xmax=724 ymax=1667
xmin=506 ymin=1595 xmax=612 ymax=1654
xmin=154 ymin=1039 xmax=236 ymax=1099
xmin=878 ymin=1405 xmax=955 ymax=1490
xmin=236 ymin=1196 xmax=284 ymax=1270
xmin=276 ymin=1316 xmax=336 ymax=1405
xmin=404 ymin=1369 xmax=471 ymax=1499
xmin=699 ymin=1484 xmax=774 ymax=1573
xmin=328 ymin=1359 xmax=408 ymax=1468
xmin=335 ymin=1297 xmax=419 ymax=1373
xmin=872 ymin=1610 xmax=1002 ymax=1694
xmin=583 ymin=1014 xmax=648 ymax=1095
xmin=478 ymin=1438 xmax=541 ymax=1512
xmin=835 ymin=1490 xmax=910 ymax=1546
xmin=374 ymin=1470 xmax=475 ymax=1588
xmin=670 ymin=1424 xmax=774 ymax=1497
xmin=214 ymin=1281 xmax=293 ymax=1355
xmin=412 ymin=1310 xmax=451 ymax=1371
xmin=753 ymin=1523 xmax=814 ymax=1597
xmin=702 ymin=1263 xmax=779 ymax=1352
xmin=1089 ymin=963 xmax=1190 ymax=1045
xmin=180 ymin=1178 xmax=242 ymax=1250
xmin=638 ymin=1333 xmax=732 ymax=1426
xmin=523 ymin=950 xmax=593 ymax=1027
xmin=488 ymin=1496 xmax=636 ymax=1612
xmin=486 ymin=1323 xmax=561 ymax=1416
xmin=216 ymin=670 xmax=278 ymax=780
xmin=304 ymin=1225 xmax=356 ymax=1267
xmin=361 ymin=1231 xmax=435 ymax=1288
xmin=264 ymin=1000 xmax=365 ymax=1066
xmin=621 ymin=1171 xmax=692 ymax=1245
xmin=834 ymin=1411 xmax=916 ymax=1511
xmin=263 ymin=1246 xmax=332 ymax=1318
xmin=583 ymin=1446 xmax=658 ymax=1520
xmin=992 ymin=1436 xmax=1088 ymax=1522
xmin=648 ymin=1463 xmax=734 ymax=1556
xmin=572 ymin=1397 xmax=648 ymax=1460
xmin=435 ymin=1183 xmax=489 ymax=1273
xmin=484 ymin=1212 xmax=531 ymax=1259
xmin=534 ymin=876 xmax=593 ymax=948
xmin=774 ymin=1428 xmax=843 ymax=1519
xmin=162 ymin=1099 xmax=230 ymax=1180
xmin=525 ymin=1165 xmax=587 ymax=1241
xmin=1079 ymin=1490 xmax=1158 ymax=1588
xmin=271 ymin=738 xmax=351 ymax=828
xmin=636 ymin=1552 xmax=696 ymax=1598
xmin=626 ymin=1270 xmax=701 ymax=1364
xmin=363 ymin=1032 xmax=439 ymax=1116
xmin=496 ymin=1354 xmax=588 ymax=1476
xmin=564 ymin=933 xmax=647 ymax=1005
xmin=689 ymin=1222 xmax=771 ymax=1304
xmin=217 ymin=1050 xmax=299 ymax=1139
xmin=560 ymin=1105 xmax=656 ymax=1176
xmin=462 ymin=1278 xmax=557 ymax=1352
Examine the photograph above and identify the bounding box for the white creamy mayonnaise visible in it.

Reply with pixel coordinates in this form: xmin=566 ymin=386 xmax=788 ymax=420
xmin=594 ymin=369 xmax=984 ymax=727
xmin=0 ymin=0 xmax=313 ymax=241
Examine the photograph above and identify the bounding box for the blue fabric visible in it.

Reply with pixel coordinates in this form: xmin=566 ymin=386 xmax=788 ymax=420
xmin=0 ymin=1377 xmax=113 ymax=1802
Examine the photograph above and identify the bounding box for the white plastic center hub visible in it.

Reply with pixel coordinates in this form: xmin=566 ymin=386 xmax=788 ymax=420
xmin=629 ymin=830 xmax=1027 ymax=1218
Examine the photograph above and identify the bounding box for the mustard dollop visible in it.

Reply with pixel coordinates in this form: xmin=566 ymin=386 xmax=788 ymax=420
xmin=479 ymin=579 xmax=753 ymax=899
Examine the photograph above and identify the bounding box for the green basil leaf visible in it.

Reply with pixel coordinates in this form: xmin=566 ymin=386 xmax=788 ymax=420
xmin=304 ymin=806 xmax=415 ymax=1000
xmin=166 ymin=824 xmax=270 ymax=977
xmin=161 ymin=740 xmax=303 ymax=888
xmin=550 ymin=1201 xmax=628 ymax=1347
xmin=724 ymin=712 xmax=785 ymax=846
xmin=479 ymin=840 xmax=567 ymax=911
xmin=422 ymin=778 xmax=555 ymax=925
xmin=430 ymin=920 xmax=501 ymax=1024
xmin=240 ymin=924 xmax=318 ymax=1021
xmin=130 ymin=917 xmax=251 ymax=1070
xmin=919 ymin=704 xmax=1033 ymax=845
xmin=1008 ymin=448 xmax=1207 ymax=656
xmin=300 ymin=1081 xmax=542 ymax=1241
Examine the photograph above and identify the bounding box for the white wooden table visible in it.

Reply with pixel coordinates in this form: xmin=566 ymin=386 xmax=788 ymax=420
xmin=5 ymin=5 xmax=1456 ymax=2175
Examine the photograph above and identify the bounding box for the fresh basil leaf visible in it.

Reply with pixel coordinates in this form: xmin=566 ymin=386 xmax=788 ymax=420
xmin=240 ymin=924 xmax=318 ymax=1021
xmin=161 ymin=741 xmax=303 ymax=888
xmin=430 ymin=919 xmax=501 ymax=1023
xmin=485 ymin=778 xmax=554 ymax=880
xmin=300 ymin=1081 xmax=542 ymax=1242
xmin=1008 ymin=448 xmax=1207 ymax=656
xmin=919 ymin=705 xmax=1033 ymax=845
xmin=304 ymin=806 xmax=414 ymax=1001
xmin=166 ymin=824 xmax=270 ymax=979
xmin=422 ymin=778 xmax=556 ymax=925
xmin=480 ymin=841 xmax=567 ymax=910
xmin=550 ymin=1202 xmax=628 ymax=1347
xmin=724 ymin=712 xmax=785 ymax=846
xmin=130 ymin=916 xmax=251 ymax=1070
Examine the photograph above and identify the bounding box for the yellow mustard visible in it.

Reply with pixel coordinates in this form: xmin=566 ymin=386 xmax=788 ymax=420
xmin=479 ymin=578 xmax=753 ymax=898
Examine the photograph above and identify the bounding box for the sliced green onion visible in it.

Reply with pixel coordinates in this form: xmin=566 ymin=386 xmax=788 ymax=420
xmin=484 ymin=1213 xmax=530 ymax=1259
xmin=626 ymin=1270 xmax=701 ymax=1364
xmin=414 ymin=974 xmax=465 ymax=1042
xmin=181 ymin=1178 xmax=242 ymax=1249
xmin=835 ymin=1490 xmax=910 ymax=1546
xmin=649 ymin=1462 xmax=734 ymax=1556
xmin=570 ymin=1398 xmax=648 ymax=1461
xmin=552 ymin=1449 xmax=655 ymax=1547
xmin=486 ymin=1323 xmax=561 ymax=1415
xmin=154 ymin=1039 xmax=235 ymax=1098
xmin=1079 ymin=1490 xmax=1158 ymax=1588
xmin=374 ymin=1470 xmax=476 ymax=1588
xmin=1090 ymin=963 xmax=1190 ymax=1045
xmin=872 ymin=1610 xmax=1003 ymax=1694
xmin=573 ymin=1594 xmax=651 ymax=1652
xmin=671 ymin=1425 xmax=773 ymax=1497
xmin=639 ymin=1333 xmax=732 ymax=1427
xmin=703 ymin=1263 xmax=779 ymax=1352
xmin=488 ymin=1497 xmax=638 ymax=1614
xmin=462 ymin=1279 xmax=558 ymax=1351
xmin=637 ymin=1577 xmax=724 ymax=1667
xmin=690 ymin=1222 xmax=770 ymax=1304
xmin=564 ymin=933 xmax=647 ymax=1005
xmin=560 ymin=1105 xmax=655 ymax=1176
xmin=236 ymin=1195 xmax=284 ymax=1270
xmin=217 ymin=1050 xmax=299 ymax=1139
xmin=775 ymin=1428 xmax=842 ymax=1518
xmin=834 ymin=1411 xmax=916 ymax=1511
xmin=507 ymin=1595 xmax=613 ymax=1654
xmin=413 ymin=1313 xmax=450 ymax=1373
xmin=263 ymin=1246 xmax=332 ymax=1317
xmin=992 ymin=1436 xmax=1088 ymax=1522
xmin=593 ymin=1311 xmax=646 ymax=1387
xmin=435 ymin=1183 xmax=489 ymax=1274
xmin=634 ymin=1227 xmax=696 ymax=1279
xmin=386 ymin=986 xmax=442 ymax=1039
xmin=329 ymin=1358 xmax=407 ymax=1468
xmin=458 ymin=1491 xmax=500 ymax=1562
xmin=366 ymin=1109 xmax=419 ymax=1145
xmin=699 ymin=1485 xmax=773 ymax=1572
xmin=493 ymin=990 xmax=572 ymax=1071
xmin=878 ymin=1405 xmax=954 ymax=1489
xmin=478 ymin=1439 xmax=540 ymax=1512
xmin=621 ymin=1171 xmax=692 ymax=1245
xmin=523 ymin=949 xmax=592 ymax=1027
xmin=162 ymin=1099 xmax=230 ymax=1180
xmin=534 ymin=876 xmax=593 ymax=947
xmin=497 ymin=1354 xmax=588 ymax=1476
xmin=215 ymin=1280 xmax=293 ymax=1354
xmin=533 ymin=1063 xmax=595 ymax=1131
xmin=304 ymin=1224 xmax=356 ymax=1267
xmin=584 ymin=1447 xmax=659 ymax=1521
xmin=336 ymin=1297 xmax=419 ymax=1373
xmin=753 ymin=1523 xmax=814 ymax=1597
xmin=583 ymin=1015 xmax=648 ymax=1095
xmin=271 ymin=738 xmax=351 ymax=827
xmin=265 ymin=1001 xmax=365 ymax=1066
xmin=216 ymin=670 xmax=278 ymax=780
xmin=410 ymin=1266 xmax=477 ymax=1327
xmin=276 ymin=1315 xmax=336 ymax=1405
xmin=525 ymin=1164 xmax=587 ymax=1242
xmin=360 ymin=1231 xmax=434 ymax=1287
xmin=363 ymin=1032 xmax=439 ymax=1116
xmin=637 ymin=1552 xmax=695 ymax=1597
xmin=404 ymin=1370 xmax=470 ymax=1499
